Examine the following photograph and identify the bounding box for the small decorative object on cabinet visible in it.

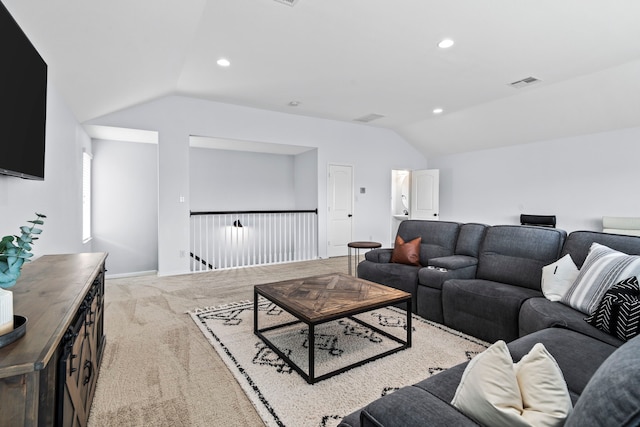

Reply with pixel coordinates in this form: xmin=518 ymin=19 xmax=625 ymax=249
xmin=0 ymin=212 xmax=47 ymax=289
xmin=0 ymin=252 xmax=107 ymax=427
xmin=0 ymin=213 xmax=46 ymax=346
xmin=0 ymin=287 xmax=14 ymax=336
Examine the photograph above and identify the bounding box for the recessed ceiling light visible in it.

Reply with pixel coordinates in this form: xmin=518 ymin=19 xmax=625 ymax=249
xmin=433 ymin=108 xmax=444 ymax=114
xmin=216 ymin=58 xmax=231 ymax=67
xmin=438 ymin=39 xmax=455 ymax=49
xmin=288 ymin=101 xmax=301 ymax=107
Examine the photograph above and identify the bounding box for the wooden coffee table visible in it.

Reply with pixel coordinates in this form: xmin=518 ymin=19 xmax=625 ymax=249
xmin=253 ymin=273 xmax=411 ymax=384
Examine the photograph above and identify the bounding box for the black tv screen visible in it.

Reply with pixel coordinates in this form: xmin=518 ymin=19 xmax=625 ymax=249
xmin=0 ymin=1 xmax=47 ymax=180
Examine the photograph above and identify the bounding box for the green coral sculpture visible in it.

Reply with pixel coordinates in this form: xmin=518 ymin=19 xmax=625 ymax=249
xmin=0 ymin=213 xmax=46 ymax=289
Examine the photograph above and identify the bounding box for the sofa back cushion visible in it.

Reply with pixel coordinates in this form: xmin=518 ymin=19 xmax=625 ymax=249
xmin=560 ymin=231 xmax=640 ymax=268
xmin=476 ymin=225 xmax=567 ymax=290
xmin=455 ymin=223 xmax=489 ymax=257
xmin=397 ymin=220 xmax=461 ymax=266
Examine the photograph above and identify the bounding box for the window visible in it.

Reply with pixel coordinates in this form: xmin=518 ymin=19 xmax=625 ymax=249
xmin=82 ymin=151 xmax=92 ymax=242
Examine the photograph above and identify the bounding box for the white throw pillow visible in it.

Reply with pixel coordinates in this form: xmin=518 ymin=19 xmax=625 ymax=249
xmin=451 ymin=341 xmax=527 ymax=427
xmin=561 ymin=243 xmax=640 ymax=315
xmin=452 ymin=341 xmax=572 ymax=427
xmin=516 ymin=343 xmax=573 ymax=426
xmin=541 ymin=254 xmax=579 ymax=301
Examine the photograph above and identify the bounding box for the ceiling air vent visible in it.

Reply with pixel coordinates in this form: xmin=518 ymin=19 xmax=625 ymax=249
xmin=509 ymin=76 xmax=542 ymax=89
xmin=354 ymin=113 xmax=385 ymax=123
xmin=274 ymin=0 xmax=299 ymax=6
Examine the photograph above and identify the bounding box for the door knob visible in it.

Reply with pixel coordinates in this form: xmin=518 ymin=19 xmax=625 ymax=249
xmin=348 ymin=214 xmax=353 ymax=217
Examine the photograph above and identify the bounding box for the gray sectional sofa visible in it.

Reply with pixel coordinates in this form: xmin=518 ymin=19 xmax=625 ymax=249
xmin=340 ymin=220 xmax=640 ymax=427
xmin=357 ymin=220 xmax=462 ymax=313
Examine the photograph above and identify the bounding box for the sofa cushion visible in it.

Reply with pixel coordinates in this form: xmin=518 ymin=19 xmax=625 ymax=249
xmin=518 ymin=297 xmax=624 ymax=347
xmin=560 ymin=231 xmax=640 ymax=269
xmin=428 ymin=255 xmax=478 ymax=271
xmin=451 ymin=340 xmax=571 ymax=427
xmin=419 ymin=257 xmax=479 ymax=292
xmin=541 ymin=254 xmax=579 ymax=302
xmin=561 ymin=243 xmax=640 ymax=315
xmin=454 ymin=223 xmax=488 ymax=257
xmin=565 ymin=334 xmax=640 ymax=427
xmin=364 ymin=248 xmax=392 ymax=263
xmin=390 ymin=235 xmax=421 ymax=266
xmin=413 ymin=363 xmax=469 ymax=402
xmin=359 ymin=386 xmax=478 ymax=427
xmin=416 ymin=286 xmax=446 ymax=323
xmin=443 ymin=279 xmax=541 ymax=343
xmin=476 ymin=225 xmax=566 ymax=290
xmin=340 ymin=366 xmax=479 ymax=427
xmin=507 ymin=327 xmax=617 ymax=399
xmin=586 ymin=276 xmax=640 ymax=342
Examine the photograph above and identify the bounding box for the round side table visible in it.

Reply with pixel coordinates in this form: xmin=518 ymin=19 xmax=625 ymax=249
xmin=348 ymin=241 xmax=382 ymax=277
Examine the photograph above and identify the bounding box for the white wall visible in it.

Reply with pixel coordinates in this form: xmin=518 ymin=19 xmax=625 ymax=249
xmin=92 ymin=139 xmax=158 ymax=276
xmin=430 ymin=126 xmax=640 ymax=232
xmin=294 ymin=149 xmax=318 ymax=210
xmin=189 ymin=148 xmax=296 ymax=212
xmin=87 ymin=95 xmax=428 ymax=275
xmin=0 ymin=84 xmax=91 ymax=259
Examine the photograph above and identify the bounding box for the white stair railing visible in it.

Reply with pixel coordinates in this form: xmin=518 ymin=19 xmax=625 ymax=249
xmin=190 ymin=209 xmax=318 ymax=271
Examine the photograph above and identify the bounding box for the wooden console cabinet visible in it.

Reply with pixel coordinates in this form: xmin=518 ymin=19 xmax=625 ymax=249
xmin=0 ymin=253 xmax=107 ymax=426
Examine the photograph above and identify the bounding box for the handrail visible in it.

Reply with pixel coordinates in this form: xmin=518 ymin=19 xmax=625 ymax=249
xmin=190 ymin=252 xmax=213 ymax=270
xmin=191 ymin=209 xmax=318 ymax=216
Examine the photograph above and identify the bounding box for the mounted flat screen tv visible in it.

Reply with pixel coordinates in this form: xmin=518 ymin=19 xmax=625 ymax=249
xmin=0 ymin=1 xmax=47 ymax=180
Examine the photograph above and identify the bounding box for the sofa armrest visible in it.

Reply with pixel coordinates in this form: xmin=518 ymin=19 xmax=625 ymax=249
xmin=519 ymin=297 xmax=624 ymax=347
xmin=359 ymin=386 xmax=479 ymax=427
xmin=428 ymin=255 xmax=478 ymax=270
xmin=418 ymin=256 xmax=478 ymax=291
xmin=364 ymin=248 xmax=393 ymax=263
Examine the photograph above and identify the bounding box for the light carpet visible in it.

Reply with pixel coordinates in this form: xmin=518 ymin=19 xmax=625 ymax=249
xmin=88 ymin=258 xmax=352 ymax=426
xmin=190 ymin=299 xmax=488 ymax=427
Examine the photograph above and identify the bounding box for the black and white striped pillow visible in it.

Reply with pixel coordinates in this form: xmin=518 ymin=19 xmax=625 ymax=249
xmin=561 ymin=243 xmax=640 ymax=315
xmin=585 ymin=276 xmax=640 ymax=342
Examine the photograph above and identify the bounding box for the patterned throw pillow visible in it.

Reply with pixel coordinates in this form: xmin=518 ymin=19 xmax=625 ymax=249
xmin=585 ymin=276 xmax=640 ymax=342
xmin=561 ymin=243 xmax=640 ymax=315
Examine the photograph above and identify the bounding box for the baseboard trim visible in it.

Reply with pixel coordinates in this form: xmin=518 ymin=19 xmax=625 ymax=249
xmin=106 ymin=270 xmax=157 ymax=279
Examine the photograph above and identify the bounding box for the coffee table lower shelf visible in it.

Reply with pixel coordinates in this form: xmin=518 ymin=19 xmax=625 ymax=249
xmin=253 ymin=294 xmax=412 ymax=384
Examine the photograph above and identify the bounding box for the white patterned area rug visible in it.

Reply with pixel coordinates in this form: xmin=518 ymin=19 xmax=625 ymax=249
xmin=189 ymin=299 xmax=487 ymax=427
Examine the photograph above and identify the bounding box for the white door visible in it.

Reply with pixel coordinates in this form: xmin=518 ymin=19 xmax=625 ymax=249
xmin=328 ymin=164 xmax=353 ymax=257
xmin=410 ymin=169 xmax=440 ymax=220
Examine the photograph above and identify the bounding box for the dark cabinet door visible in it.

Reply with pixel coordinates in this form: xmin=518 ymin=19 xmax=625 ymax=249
xmin=59 ymin=314 xmax=89 ymax=427
xmin=58 ymin=277 xmax=102 ymax=427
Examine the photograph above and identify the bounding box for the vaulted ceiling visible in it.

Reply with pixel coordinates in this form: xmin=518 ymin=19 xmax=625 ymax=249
xmin=5 ymin=0 xmax=640 ymax=155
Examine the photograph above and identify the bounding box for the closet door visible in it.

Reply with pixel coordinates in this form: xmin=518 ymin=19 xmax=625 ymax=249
xmin=410 ymin=169 xmax=439 ymax=220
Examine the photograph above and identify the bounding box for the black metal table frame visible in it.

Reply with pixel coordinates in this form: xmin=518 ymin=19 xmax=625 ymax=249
xmin=253 ymin=289 xmax=412 ymax=384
